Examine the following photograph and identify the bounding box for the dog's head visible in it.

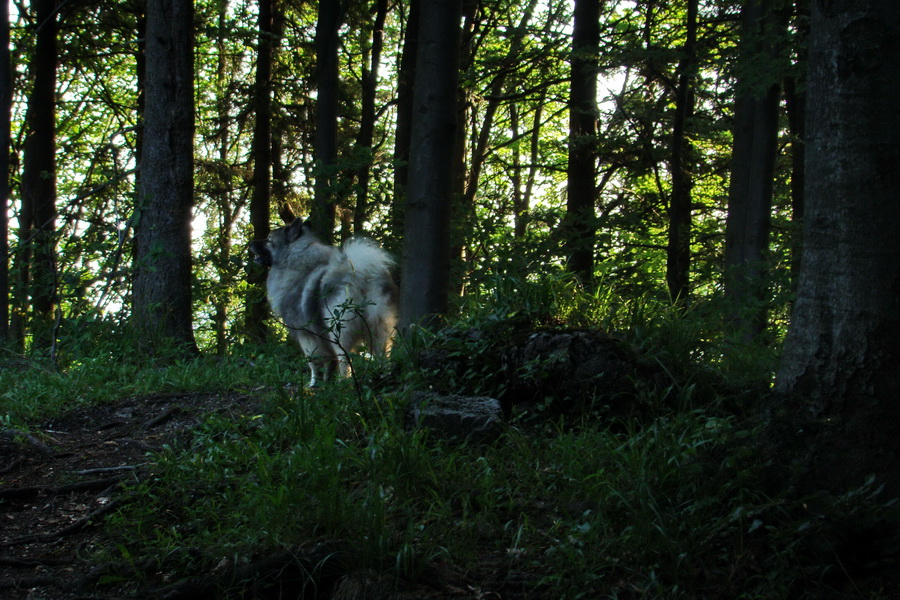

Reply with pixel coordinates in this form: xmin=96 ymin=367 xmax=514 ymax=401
xmin=249 ymin=218 xmax=311 ymax=267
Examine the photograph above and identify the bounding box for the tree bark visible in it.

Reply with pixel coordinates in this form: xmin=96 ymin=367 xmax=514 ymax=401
xmin=723 ymin=0 xmax=784 ymax=342
xmin=399 ymin=0 xmax=462 ymax=330
xmin=352 ymin=0 xmax=388 ymax=235
xmin=561 ymin=0 xmax=600 ymax=287
xmin=18 ymin=0 xmax=59 ymax=350
xmin=774 ymin=0 xmax=900 ymax=497
xmin=391 ymin=0 xmax=420 ymax=243
xmin=132 ymin=0 xmax=197 ymax=355
xmin=0 ymin=0 xmax=10 ymax=344
xmin=666 ymin=0 xmax=697 ymax=303
xmin=309 ymin=0 xmax=342 ymax=243
xmin=245 ymin=0 xmax=276 ymax=342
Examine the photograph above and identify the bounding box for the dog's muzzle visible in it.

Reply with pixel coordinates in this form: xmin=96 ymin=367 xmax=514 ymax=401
xmin=249 ymin=241 xmax=273 ymax=267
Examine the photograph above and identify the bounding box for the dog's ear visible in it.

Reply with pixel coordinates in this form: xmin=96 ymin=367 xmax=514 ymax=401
xmin=286 ymin=218 xmax=305 ymax=242
xmin=279 ymin=205 xmax=295 ymax=224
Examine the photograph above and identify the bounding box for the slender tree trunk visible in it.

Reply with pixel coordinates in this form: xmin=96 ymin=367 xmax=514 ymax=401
xmin=391 ymin=0 xmax=420 ymax=244
xmin=19 ymin=0 xmax=59 ymax=350
xmin=309 ymin=0 xmax=342 ymax=243
xmin=516 ymin=100 xmax=544 ymax=239
xmin=562 ymin=0 xmax=600 ymax=287
xmin=510 ymin=102 xmax=523 ymax=238
xmin=666 ymin=0 xmax=697 ymax=303
xmin=723 ymin=0 xmax=784 ymax=342
xmin=211 ymin=0 xmax=230 ymax=354
xmin=773 ymin=0 xmax=900 ymax=497
xmin=0 ymin=0 xmax=10 ymax=344
xmin=447 ymin=2 xmax=474 ymax=296
xmin=133 ymin=0 xmax=197 ymax=355
xmin=399 ymin=0 xmax=462 ymax=330
xmin=246 ymin=0 xmax=275 ymax=342
xmin=352 ymin=0 xmax=388 ymax=234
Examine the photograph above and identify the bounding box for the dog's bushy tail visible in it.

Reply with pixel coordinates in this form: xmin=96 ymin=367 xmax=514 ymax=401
xmin=342 ymin=238 xmax=395 ymax=278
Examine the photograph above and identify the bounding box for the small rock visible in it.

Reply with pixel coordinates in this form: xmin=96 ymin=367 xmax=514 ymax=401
xmin=406 ymin=392 xmax=503 ymax=442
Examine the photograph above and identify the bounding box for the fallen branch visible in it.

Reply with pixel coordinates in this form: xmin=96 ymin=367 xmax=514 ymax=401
xmin=0 ymin=477 xmax=123 ymax=502
xmin=76 ymin=465 xmax=145 ymax=477
xmin=1 ymin=429 xmax=54 ymax=456
xmin=143 ymin=405 xmax=182 ymax=429
xmin=0 ymin=556 xmax=70 ymax=568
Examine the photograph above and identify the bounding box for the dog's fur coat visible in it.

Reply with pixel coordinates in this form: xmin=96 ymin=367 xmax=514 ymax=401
xmin=250 ymin=219 xmax=398 ymax=386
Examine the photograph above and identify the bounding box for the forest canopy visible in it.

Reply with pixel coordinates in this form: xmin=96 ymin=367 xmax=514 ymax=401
xmin=0 ymin=0 xmax=805 ymax=354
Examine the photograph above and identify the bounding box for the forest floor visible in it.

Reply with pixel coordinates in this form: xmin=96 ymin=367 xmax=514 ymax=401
xmin=0 ymin=392 xmax=250 ymax=599
xmin=0 ymin=391 xmax=516 ymax=600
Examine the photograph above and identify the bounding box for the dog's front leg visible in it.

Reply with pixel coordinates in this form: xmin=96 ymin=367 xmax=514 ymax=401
xmin=307 ymin=353 xmax=339 ymax=387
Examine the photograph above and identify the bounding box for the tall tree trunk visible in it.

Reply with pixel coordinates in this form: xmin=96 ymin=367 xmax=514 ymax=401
xmin=352 ymin=0 xmax=388 ymax=234
xmin=447 ymin=1 xmax=474 ymax=296
xmin=391 ymin=0 xmax=420 ymax=245
xmin=0 ymin=0 xmax=10 ymax=344
xmin=399 ymin=0 xmax=462 ymax=330
xmin=773 ymin=0 xmax=900 ymax=497
xmin=246 ymin=0 xmax=275 ymax=342
xmin=562 ymin=0 xmax=600 ymax=287
xmin=211 ymin=0 xmax=232 ymax=354
xmin=133 ymin=0 xmax=197 ymax=355
xmin=309 ymin=0 xmax=342 ymax=243
xmin=19 ymin=0 xmax=59 ymax=351
xmin=723 ymin=0 xmax=784 ymax=342
xmin=666 ymin=0 xmax=697 ymax=303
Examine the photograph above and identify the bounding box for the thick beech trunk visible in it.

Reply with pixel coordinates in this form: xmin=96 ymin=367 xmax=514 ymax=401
xmin=774 ymin=0 xmax=900 ymax=497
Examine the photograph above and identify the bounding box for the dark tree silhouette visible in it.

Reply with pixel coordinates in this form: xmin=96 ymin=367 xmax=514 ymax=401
xmin=724 ymin=0 xmax=785 ymax=341
xmin=132 ymin=0 xmax=197 ymax=354
xmin=309 ymin=0 xmax=342 ymax=243
xmin=666 ymin=0 xmax=698 ymax=303
xmin=399 ymin=0 xmax=462 ymax=330
xmin=17 ymin=0 xmax=59 ymax=350
xmin=561 ymin=0 xmax=600 ymax=287
xmin=245 ymin=0 xmax=276 ymax=342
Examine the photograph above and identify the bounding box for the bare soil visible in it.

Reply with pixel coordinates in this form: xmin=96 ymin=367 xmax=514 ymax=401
xmin=0 ymin=392 xmax=262 ymax=599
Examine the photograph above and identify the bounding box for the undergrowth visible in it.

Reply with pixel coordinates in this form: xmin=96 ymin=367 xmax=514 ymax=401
xmin=3 ymin=272 xmax=898 ymax=598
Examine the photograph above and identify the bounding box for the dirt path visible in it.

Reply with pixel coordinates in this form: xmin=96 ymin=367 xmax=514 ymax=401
xmin=0 ymin=392 xmax=258 ymax=599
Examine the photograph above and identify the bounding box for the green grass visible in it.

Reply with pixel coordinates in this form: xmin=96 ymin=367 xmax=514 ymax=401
xmin=3 ymin=279 xmax=897 ymax=598
xmin=0 ymin=344 xmax=304 ymax=425
xmin=95 ymin=383 xmax=896 ymax=599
